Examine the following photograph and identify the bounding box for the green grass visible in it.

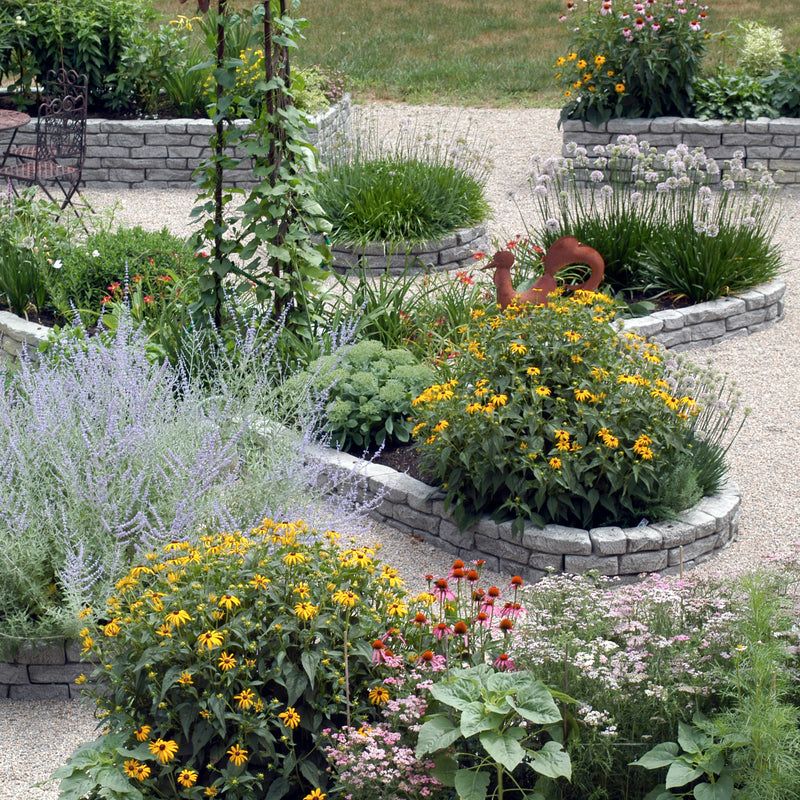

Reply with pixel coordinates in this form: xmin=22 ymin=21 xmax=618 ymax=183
xmin=153 ymin=0 xmax=800 ymax=106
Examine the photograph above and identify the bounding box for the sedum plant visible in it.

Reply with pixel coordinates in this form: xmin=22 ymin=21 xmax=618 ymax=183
xmin=56 ymin=520 xmax=408 ymax=800
xmin=286 ymin=338 xmax=436 ymax=453
xmin=412 ymin=292 xmax=739 ymax=531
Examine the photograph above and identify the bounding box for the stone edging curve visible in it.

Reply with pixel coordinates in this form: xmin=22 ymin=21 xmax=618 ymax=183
xmin=329 ymin=225 xmax=490 ymax=274
xmin=0 ymin=639 xmax=85 ymax=700
xmin=308 ymin=443 xmax=741 ymax=584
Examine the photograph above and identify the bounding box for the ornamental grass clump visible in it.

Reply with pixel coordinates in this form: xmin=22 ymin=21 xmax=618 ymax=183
xmin=56 ymin=520 xmax=409 ymax=800
xmin=412 ymin=292 xmax=740 ymax=531
xmin=529 ymin=136 xmax=781 ymax=302
xmin=316 ymin=115 xmax=490 ymax=246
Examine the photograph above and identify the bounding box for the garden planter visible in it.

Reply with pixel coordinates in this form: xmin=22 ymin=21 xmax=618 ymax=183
xmin=329 ymin=224 xmax=490 ymax=275
xmin=561 ymin=116 xmax=800 ymax=188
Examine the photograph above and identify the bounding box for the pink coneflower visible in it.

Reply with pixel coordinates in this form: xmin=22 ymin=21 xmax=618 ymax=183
xmin=432 ymin=622 xmax=453 ymax=640
xmin=652 ymin=22 xmax=660 ymax=32
xmin=433 ymin=578 xmax=455 ymax=602
xmin=689 ymin=19 xmax=700 ymax=30
xmin=622 ymin=27 xmax=633 ymax=39
xmin=634 ymin=17 xmax=645 ymax=30
xmin=493 ymin=653 xmax=515 ymax=672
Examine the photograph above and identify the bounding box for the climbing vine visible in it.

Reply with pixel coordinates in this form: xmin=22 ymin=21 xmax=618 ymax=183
xmin=181 ymin=0 xmax=331 ymax=330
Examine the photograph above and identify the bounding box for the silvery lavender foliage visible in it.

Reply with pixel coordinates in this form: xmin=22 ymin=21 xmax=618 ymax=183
xmin=0 ymin=310 xmax=376 ymax=651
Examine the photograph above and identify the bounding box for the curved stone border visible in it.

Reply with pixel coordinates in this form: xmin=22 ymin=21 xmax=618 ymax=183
xmin=0 ymin=639 xmax=85 ymax=700
xmin=309 ymin=443 xmax=740 ymax=584
xmin=620 ymin=279 xmax=785 ymax=352
xmin=10 ymin=94 xmax=352 ymax=190
xmin=330 ymin=225 xmax=490 ymax=274
xmin=562 ymin=115 xmax=800 ymax=187
xmin=0 ymin=309 xmax=51 ymax=365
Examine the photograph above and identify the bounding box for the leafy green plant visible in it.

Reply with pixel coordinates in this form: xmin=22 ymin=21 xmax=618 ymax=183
xmin=286 ymin=338 xmax=435 ymax=453
xmin=59 ymin=520 xmax=406 ymax=800
xmin=417 ymin=663 xmax=572 ymax=800
xmin=555 ymin=0 xmax=710 ymax=126
xmin=763 ymin=51 xmax=800 ymax=117
xmin=737 ymin=20 xmax=785 ymax=76
xmin=48 ymin=226 xmax=197 ymax=325
xmin=412 ymin=292 xmax=739 ymax=531
xmin=693 ymin=68 xmax=778 ymax=121
xmin=316 ymin=116 xmax=490 ymax=246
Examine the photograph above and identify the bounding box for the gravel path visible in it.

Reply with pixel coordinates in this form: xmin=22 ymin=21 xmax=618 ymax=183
xmin=3 ymin=103 xmax=799 ymax=799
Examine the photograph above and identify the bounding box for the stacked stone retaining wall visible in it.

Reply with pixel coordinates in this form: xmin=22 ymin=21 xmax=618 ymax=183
xmin=562 ymin=116 xmax=800 ymax=186
xmin=10 ymin=95 xmax=351 ymax=190
xmin=0 ymin=640 xmax=86 ymax=700
xmin=330 ymin=225 xmax=489 ymax=274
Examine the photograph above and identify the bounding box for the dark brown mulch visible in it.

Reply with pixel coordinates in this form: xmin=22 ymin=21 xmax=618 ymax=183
xmin=371 ymin=442 xmax=435 ymax=485
xmin=0 ymin=304 xmax=61 ymax=327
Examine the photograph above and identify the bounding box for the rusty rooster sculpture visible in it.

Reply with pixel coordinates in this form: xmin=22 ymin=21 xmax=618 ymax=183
xmin=483 ymin=235 xmax=605 ymax=309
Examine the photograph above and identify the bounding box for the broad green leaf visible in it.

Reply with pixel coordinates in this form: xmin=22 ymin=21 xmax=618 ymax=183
xmin=430 ymin=677 xmax=482 ymax=711
xmin=460 ymin=702 xmax=506 ymax=737
xmin=432 ymin=754 xmax=458 ymax=787
xmin=529 ymin=741 xmax=572 ymax=781
xmin=631 ymin=742 xmax=680 ymax=770
xmin=694 ymin=774 xmax=734 ymax=800
xmin=666 ymin=759 xmax=705 ymax=789
xmin=416 ymin=715 xmax=461 ymax=756
xmin=678 ymin=721 xmax=711 ymax=754
xmin=486 ymin=671 xmax=525 ymax=695
xmin=478 ymin=729 xmax=526 ymax=772
xmin=454 ymin=768 xmax=490 ymax=800
xmin=300 ymin=650 xmax=320 ymax=687
xmin=511 ymin=680 xmax=563 ymax=725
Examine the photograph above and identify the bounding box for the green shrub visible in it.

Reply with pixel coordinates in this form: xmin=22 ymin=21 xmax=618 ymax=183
xmin=693 ymin=68 xmax=778 ymax=121
xmin=764 ymin=52 xmax=800 ymax=117
xmin=56 ymin=520 xmax=406 ymax=800
xmin=0 ymin=0 xmax=157 ymax=112
xmin=288 ymin=339 xmax=436 ymax=453
xmin=412 ymin=293 xmax=739 ymax=531
xmin=555 ymin=0 xmax=709 ymax=125
xmin=316 ymin=117 xmax=490 ymax=245
xmin=49 ymin=226 xmax=197 ymax=324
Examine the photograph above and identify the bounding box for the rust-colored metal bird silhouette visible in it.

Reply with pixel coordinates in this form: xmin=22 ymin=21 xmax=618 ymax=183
xmin=483 ymin=235 xmax=605 ymax=309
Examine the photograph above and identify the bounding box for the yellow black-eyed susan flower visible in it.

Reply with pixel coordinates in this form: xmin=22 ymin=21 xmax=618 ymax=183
xmin=369 ymin=686 xmax=390 ymax=705
xmin=227 ymin=744 xmax=249 ymax=766
xmin=177 ymin=769 xmax=199 ymax=787
xmin=149 ymin=738 xmax=179 ymax=764
xmin=197 ymin=630 xmax=224 ymax=650
xmin=279 ymin=707 xmax=301 ymax=729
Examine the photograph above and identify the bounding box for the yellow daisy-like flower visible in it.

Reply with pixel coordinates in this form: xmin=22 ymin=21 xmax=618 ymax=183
xmin=78 ymin=606 xmax=93 ymax=619
xmin=103 ymin=619 xmax=120 ymax=637
xmin=535 ymin=386 xmax=551 ymax=397
xmin=564 ymin=331 xmax=581 ymax=342
xmin=279 ymin=707 xmax=301 ymax=729
xmin=380 ymin=566 xmax=405 ymax=587
xmin=135 ymin=763 xmax=151 ymax=781
xmin=197 ymin=630 xmax=224 ymax=650
xmin=218 ymin=594 xmax=241 ymax=611
xmin=565 ymin=90 xmax=573 ymax=98
xmin=227 ymin=744 xmax=249 ymax=766
xmin=178 ymin=670 xmax=194 ymax=686
xmin=249 ymin=574 xmax=270 ymax=590
xmin=411 ymin=422 xmax=427 ymax=436
xmin=575 ymin=389 xmax=592 ymax=402
xmin=149 ymin=738 xmax=179 ymax=764
xmin=597 ymin=428 xmax=619 ymax=448
xmin=615 ymin=83 xmax=625 ymax=93
xmin=177 ymin=769 xmax=199 ymax=788
xmin=75 ymin=673 xmax=86 ymax=685
xmin=134 ymin=725 xmax=151 ymax=742
xmin=332 ymin=589 xmax=359 ymax=607
xmin=234 ymin=688 xmax=256 ymax=710
xmin=549 ymin=457 xmax=562 ymax=469
xmin=303 ymin=790 xmax=326 ymax=800
xmin=369 ymin=686 xmax=390 ymax=705
xmin=509 ymin=342 xmax=527 ymax=355
xmin=433 ymin=419 xmax=449 ymax=433
xmin=218 ymin=651 xmax=237 ymax=671
xmin=155 ymin=623 xmax=172 ymax=638
xmin=489 ymin=394 xmax=508 ymax=408
xmin=293 ymin=582 xmax=311 ymax=599
xmin=204 ymin=786 xmax=218 ymax=797
xmin=526 ymin=366 xmax=541 ymax=376
xmin=594 ymin=54 xmax=606 ymax=67
xmin=556 ymin=56 xmax=566 ymax=66
xmin=164 ymin=609 xmax=192 ymax=628
xmin=387 ymin=600 xmax=409 ymax=617
xmin=283 ymin=551 xmax=309 ymax=566
xmin=294 ymin=602 xmax=319 ymax=621
xmin=567 ymin=51 xmax=577 ymax=61
xmin=340 ymin=548 xmax=375 ymax=569
xmin=123 ymin=759 xmax=141 ymax=779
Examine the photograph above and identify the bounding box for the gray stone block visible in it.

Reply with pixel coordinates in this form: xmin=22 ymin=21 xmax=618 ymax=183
xmin=8 ymin=683 xmax=70 ymax=700
xmin=474 ymin=518 xmax=501 ymax=540
xmin=650 ymin=117 xmax=681 ymax=133
xmin=726 ymin=307 xmax=767 ymax=330
xmin=14 ymin=642 xmax=66 ymax=665
xmin=654 ymin=327 xmax=691 ymax=348
xmin=738 ymin=287 xmax=767 ymax=310
xmin=622 ymin=317 xmax=664 ymax=337
xmin=475 ymin=533 xmax=530 ymax=564
xmin=695 ymin=493 xmax=739 ymax=531
xmin=649 ymin=309 xmax=686 ymax=331
xmin=107 ymin=168 xmax=146 ymax=183
xmin=564 ymin=553 xmax=619 ymax=575
xmin=522 ymin=524 xmax=592 ymax=555
xmin=668 ymin=534 xmax=720 ymax=565
xmin=745 ymin=118 xmax=770 ymax=133
xmin=690 ymin=320 xmax=727 ymax=341
xmin=438 ymin=520 xmax=474 ymax=549
xmin=683 ymin=134 xmax=722 ymax=148
xmin=136 ymin=145 xmax=170 ymax=158
xmin=144 ymin=169 xmax=193 ymax=182
xmin=607 ymin=119 xmax=652 ymax=133
xmin=393 ymin=505 xmax=440 ymax=535
xmin=589 ymin=526 xmax=627 ymax=555
xmin=685 ymin=296 xmax=746 ymax=323
xmin=619 ymin=550 xmax=668 ymax=574
xmin=625 ymin=527 xmax=663 ymax=552
xmin=562 ymin=120 xmax=585 ymax=132
xmin=768 ymin=118 xmax=800 ymax=134
xmin=529 ymin=552 xmax=565 ymax=571
xmin=759 ymin=280 xmax=785 ymax=306
xmin=746 ymin=146 xmax=786 ymax=159
xmin=650 ymin=519 xmax=698 ymax=548
xmin=438 ymin=244 xmax=481 ymax=264
xmin=29 ymin=664 xmax=85 ymax=683
xmin=0 ymin=664 xmax=29 ymax=683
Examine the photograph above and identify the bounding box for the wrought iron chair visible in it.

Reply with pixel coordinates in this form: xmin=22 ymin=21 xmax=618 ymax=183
xmin=0 ymin=69 xmax=92 ymax=228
